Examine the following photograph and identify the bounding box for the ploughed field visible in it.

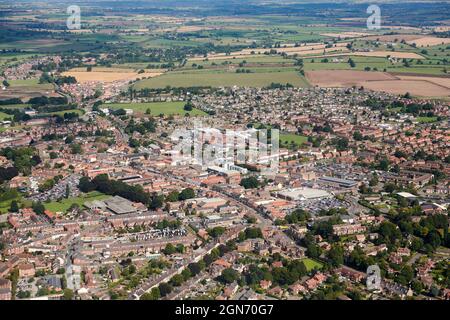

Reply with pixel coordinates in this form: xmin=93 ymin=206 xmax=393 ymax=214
xmin=306 ymin=70 xmax=450 ymax=98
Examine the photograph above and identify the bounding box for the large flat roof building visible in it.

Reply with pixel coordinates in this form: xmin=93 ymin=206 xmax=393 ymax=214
xmin=277 ymin=188 xmax=332 ymax=201
xmin=104 ymin=196 xmax=138 ymax=215
xmin=318 ymin=176 xmax=358 ymax=189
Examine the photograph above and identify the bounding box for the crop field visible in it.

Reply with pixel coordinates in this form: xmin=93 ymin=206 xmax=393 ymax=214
xmin=362 ymin=79 xmax=450 ymax=98
xmin=306 ymin=70 xmax=450 ymax=98
xmin=105 ymin=101 xmax=207 ymax=116
xmin=306 ymin=70 xmax=397 ymax=86
xmin=62 ymin=68 xmax=164 ymax=83
xmin=134 ymin=69 xmax=310 ymax=89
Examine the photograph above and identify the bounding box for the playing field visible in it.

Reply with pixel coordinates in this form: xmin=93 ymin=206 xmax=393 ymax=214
xmin=134 ymin=70 xmax=310 ymax=89
xmin=280 ymin=133 xmax=308 ymax=148
xmin=44 ymin=191 xmax=109 ymax=213
xmin=105 ymin=101 xmax=208 ymax=116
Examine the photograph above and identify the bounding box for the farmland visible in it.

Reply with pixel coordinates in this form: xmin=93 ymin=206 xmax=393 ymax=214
xmin=306 ymin=70 xmax=450 ymax=98
xmin=62 ymin=68 xmax=164 ymax=84
xmin=134 ymin=69 xmax=310 ymax=89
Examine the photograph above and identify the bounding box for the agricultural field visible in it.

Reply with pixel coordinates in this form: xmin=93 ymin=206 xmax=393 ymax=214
xmin=306 ymin=70 xmax=450 ymax=98
xmin=105 ymin=101 xmax=207 ymax=116
xmin=134 ymin=69 xmax=310 ymax=89
xmin=0 ymin=79 xmax=56 ymax=101
xmin=62 ymin=68 xmax=164 ymax=84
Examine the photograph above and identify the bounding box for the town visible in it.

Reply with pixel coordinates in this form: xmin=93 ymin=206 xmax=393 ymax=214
xmin=0 ymin=0 xmax=449 ymax=303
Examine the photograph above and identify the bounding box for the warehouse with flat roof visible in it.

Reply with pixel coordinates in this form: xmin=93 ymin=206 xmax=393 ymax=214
xmin=277 ymin=188 xmax=332 ymax=201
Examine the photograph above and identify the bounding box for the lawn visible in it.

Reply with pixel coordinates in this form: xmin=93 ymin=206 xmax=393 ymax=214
xmin=9 ymin=79 xmax=53 ymax=89
xmin=133 ymin=69 xmax=310 ymax=89
xmin=44 ymin=191 xmax=109 ymax=213
xmin=280 ymin=133 xmax=308 ymax=148
xmin=301 ymin=258 xmax=324 ymax=272
xmin=41 ymin=109 xmax=85 ymax=117
xmin=416 ymin=116 xmax=438 ymax=123
xmin=0 ymin=104 xmax=31 ymax=109
xmin=105 ymin=101 xmax=207 ymax=116
xmin=0 ymin=112 xmax=12 ymax=121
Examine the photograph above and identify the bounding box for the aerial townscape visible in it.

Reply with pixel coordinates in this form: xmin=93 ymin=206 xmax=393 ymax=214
xmin=0 ymin=0 xmax=449 ymax=303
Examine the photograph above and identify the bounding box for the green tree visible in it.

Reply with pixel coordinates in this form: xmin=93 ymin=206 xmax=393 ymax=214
xmin=219 ymin=268 xmax=240 ymax=284
xmin=10 ymin=200 xmax=19 ymax=212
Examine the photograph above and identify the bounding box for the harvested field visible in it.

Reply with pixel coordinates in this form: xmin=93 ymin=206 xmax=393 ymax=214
xmin=320 ymin=32 xmax=372 ymax=38
xmin=362 ymin=80 xmax=450 ymax=97
xmin=306 ymin=70 xmax=450 ymax=97
xmin=406 ymin=37 xmax=450 ymax=47
xmin=298 ymin=51 xmax=424 ymax=60
xmin=191 ymin=43 xmax=349 ymax=61
xmin=396 ymin=75 xmax=450 ymax=89
xmin=351 ymin=51 xmax=424 ymax=59
xmin=62 ymin=69 xmax=163 ymax=83
xmin=364 ymin=34 xmax=423 ymax=42
xmin=176 ymin=26 xmax=216 ymax=32
xmin=306 ymin=70 xmax=397 ymax=87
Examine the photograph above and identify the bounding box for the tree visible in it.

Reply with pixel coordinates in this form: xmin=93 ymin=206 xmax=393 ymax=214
xmin=141 ymin=287 xmax=161 ymax=300
xmin=10 ymin=200 xmax=19 ymax=212
xmin=327 ymin=245 xmax=344 ymax=267
xmin=63 ymin=288 xmax=74 ymax=300
xmin=78 ymin=176 xmax=96 ymax=193
xmin=170 ymin=274 xmax=185 ymax=287
xmin=188 ymin=263 xmax=201 ymax=276
xmin=179 ymin=188 xmax=195 ymax=200
xmin=208 ymin=227 xmax=226 ymax=238
xmin=65 ymin=184 xmax=70 ymax=199
xmin=32 ymin=202 xmax=45 ymax=215
xmin=165 ymin=190 xmax=180 ymax=202
xmin=219 ymin=268 xmax=240 ymax=284
xmin=70 ymin=144 xmax=83 ymax=154
xmin=353 ymin=131 xmax=363 ymax=141
xmin=183 ymin=101 xmax=193 ymax=112
xmin=181 ymin=268 xmax=192 ymax=281
xmin=163 ymin=243 xmax=176 ymax=255
xmin=240 ymin=177 xmax=259 ymax=189
xmin=348 ymin=58 xmax=356 ymax=68
xmin=158 ymin=282 xmax=172 ymax=297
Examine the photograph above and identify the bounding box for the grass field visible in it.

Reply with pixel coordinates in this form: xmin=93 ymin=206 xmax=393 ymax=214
xmin=105 ymin=101 xmax=207 ymax=116
xmin=416 ymin=116 xmax=438 ymax=123
xmin=0 ymin=198 xmax=19 ymax=214
xmin=44 ymin=191 xmax=109 ymax=213
xmin=0 ymin=112 xmax=12 ymax=121
xmin=9 ymin=79 xmax=53 ymax=89
xmin=0 ymin=104 xmax=31 ymax=109
xmin=41 ymin=109 xmax=85 ymax=117
xmin=280 ymin=133 xmax=308 ymax=148
xmin=133 ymin=69 xmax=310 ymax=89
xmin=301 ymin=258 xmax=324 ymax=272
